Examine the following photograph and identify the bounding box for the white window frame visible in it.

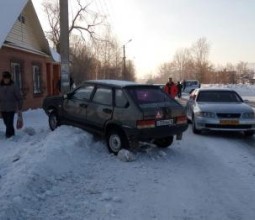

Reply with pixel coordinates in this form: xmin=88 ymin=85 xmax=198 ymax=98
xmin=11 ymin=62 xmax=22 ymax=89
xmin=33 ymin=65 xmax=42 ymax=94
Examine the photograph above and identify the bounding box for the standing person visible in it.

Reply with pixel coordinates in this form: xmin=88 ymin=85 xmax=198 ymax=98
xmin=182 ymin=80 xmax=186 ymax=92
xmin=70 ymin=76 xmax=76 ymax=90
xmin=0 ymin=71 xmax=23 ymax=138
xmin=164 ymin=77 xmax=178 ymax=98
xmin=57 ymin=76 xmax=75 ymax=94
xmin=177 ymin=81 xmax=182 ymax=98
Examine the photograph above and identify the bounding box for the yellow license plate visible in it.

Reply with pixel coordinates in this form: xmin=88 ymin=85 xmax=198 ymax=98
xmin=220 ymin=120 xmax=239 ymax=125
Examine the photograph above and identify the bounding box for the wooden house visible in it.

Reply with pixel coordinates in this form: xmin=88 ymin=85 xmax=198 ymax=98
xmin=0 ymin=0 xmax=60 ymax=110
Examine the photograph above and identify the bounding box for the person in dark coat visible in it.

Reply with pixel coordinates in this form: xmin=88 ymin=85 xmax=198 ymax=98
xmin=182 ymin=80 xmax=186 ymax=92
xmin=0 ymin=71 xmax=23 ymax=138
xmin=57 ymin=76 xmax=75 ymax=93
xmin=177 ymin=81 xmax=182 ymax=98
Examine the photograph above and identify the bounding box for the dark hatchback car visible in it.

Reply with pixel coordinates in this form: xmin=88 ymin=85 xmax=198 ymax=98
xmin=43 ymin=80 xmax=188 ymax=154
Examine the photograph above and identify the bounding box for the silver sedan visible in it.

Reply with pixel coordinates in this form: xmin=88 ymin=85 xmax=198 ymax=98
xmin=186 ymin=88 xmax=255 ymax=136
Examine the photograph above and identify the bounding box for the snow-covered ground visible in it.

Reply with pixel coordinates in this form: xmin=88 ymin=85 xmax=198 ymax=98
xmin=0 ymin=84 xmax=255 ymax=220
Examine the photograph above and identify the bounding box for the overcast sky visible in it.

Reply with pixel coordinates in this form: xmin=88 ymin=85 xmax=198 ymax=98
xmin=32 ymin=0 xmax=255 ymax=79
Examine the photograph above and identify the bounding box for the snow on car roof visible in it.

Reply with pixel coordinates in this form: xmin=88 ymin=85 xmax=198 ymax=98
xmin=198 ymin=88 xmax=233 ymax=91
xmin=85 ymin=80 xmax=154 ymax=87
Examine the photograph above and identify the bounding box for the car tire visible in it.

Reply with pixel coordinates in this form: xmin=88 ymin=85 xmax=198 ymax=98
xmin=153 ymin=136 xmax=174 ymax=148
xmin=244 ymin=131 xmax=254 ymax=137
xmin=106 ymin=129 xmax=129 ymax=155
xmin=192 ymin=115 xmax=201 ymax=134
xmin=49 ymin=111 xmax=60 ymax=131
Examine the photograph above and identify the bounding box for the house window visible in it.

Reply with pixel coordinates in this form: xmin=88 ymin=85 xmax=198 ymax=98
xmin=33 ymin=65 xmax=42 ymax=94
xmin=11 ymin=62 xmax=22 ymax=89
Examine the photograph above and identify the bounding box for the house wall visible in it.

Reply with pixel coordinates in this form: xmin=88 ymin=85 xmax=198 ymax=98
xmin=0 ymin=46 xmax=59 ymax=110
xmin=6 ymin=14 xmax=40 ymax=51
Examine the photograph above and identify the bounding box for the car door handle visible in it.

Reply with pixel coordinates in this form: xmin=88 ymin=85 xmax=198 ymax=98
xmin=79 ymin=103 xmax=88 ymax=108
xmin=103 ymin=108 xmax=112 ymax=114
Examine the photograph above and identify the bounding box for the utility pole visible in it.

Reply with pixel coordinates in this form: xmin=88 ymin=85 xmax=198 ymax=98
xmin=59 ymin=0 xmax=70 ymax=94
xmin=122 ymin=39 xmax=132 ymax=80
xmin=122 ymin=45 xmax=126 ymax=80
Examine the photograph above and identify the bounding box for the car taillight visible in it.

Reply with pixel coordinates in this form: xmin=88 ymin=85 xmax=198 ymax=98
xmin=137 ymin=120 xmax=155 ymax=129
xmin=176 ymin=115 xmax=187 ymax=124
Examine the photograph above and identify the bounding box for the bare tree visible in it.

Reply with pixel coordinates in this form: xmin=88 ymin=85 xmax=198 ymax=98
xmin=69 ymin=36 xmax=97 ymax=83
xmin=236 ymin=61 xmax=248 ymax=76
xmin=236 ymin=61 xmax=249 ymax=83
xmin=42 ymin=0 xmax=104 ymax=52
xmin=157 ymin=62 xmax=177 ymax=82
xmin=172 ymin=48 xmax=194 ymax=80
xmin=124 ymin=60 xmax=136 ymax=81
xmin=91 ymin=27 xmax=125 ymax=80
xmin=191 ymin=37 xmax=211 ymax=82
xmin=43 ymin=1 xmax=60 ymax=50
xmin=225 ymin=63 xmax=235 ymax=71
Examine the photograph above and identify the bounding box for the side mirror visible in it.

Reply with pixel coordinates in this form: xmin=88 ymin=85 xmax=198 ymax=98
xmin=63 ymin=93 xmax=71 ymax=99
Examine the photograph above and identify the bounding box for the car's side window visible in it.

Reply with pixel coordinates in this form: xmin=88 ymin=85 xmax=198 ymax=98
xmin=115 ymin=89 xmax=128 ymax=108
xmin=92 ymin=87 xmax=112 ymax=106
xmin=72 ymin=85 xmax=94 ymax=100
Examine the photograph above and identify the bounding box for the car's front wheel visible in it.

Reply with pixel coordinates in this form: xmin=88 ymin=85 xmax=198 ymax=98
xmin=192 ymin=114 xmax=201 ymax=134
xmin=106 ymin=129 xmax=129 ymax=155
xmin=49 ymin=111 xmax=60 ymax=131
xmin=153 ymin=136 xmax=174 ymax=148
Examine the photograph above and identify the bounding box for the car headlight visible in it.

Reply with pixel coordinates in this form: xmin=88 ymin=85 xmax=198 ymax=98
xmin=242 ymin=112 xmax=255 ymax=119
xmin=195 ymin=111 xmax=216 ymax=118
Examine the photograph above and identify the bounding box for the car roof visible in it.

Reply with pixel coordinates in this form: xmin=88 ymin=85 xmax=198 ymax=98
xmin=197 ymin=88 xmax=234 ymax=92
xmin=83 ymin=79 xmax=156 ymax=88
xmin=153 ymin=83 xmax=165 ymax=86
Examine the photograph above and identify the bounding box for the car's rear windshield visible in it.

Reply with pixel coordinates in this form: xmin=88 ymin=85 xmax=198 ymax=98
xmin=127 ymin=87 xmax=175 ymax=105
xmin=197 ymin=91 xmax=243 ymax=103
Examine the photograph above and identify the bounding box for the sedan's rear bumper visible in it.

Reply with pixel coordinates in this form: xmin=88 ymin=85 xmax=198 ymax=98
xmin=195 ymin=116 xmax=255 ymax=132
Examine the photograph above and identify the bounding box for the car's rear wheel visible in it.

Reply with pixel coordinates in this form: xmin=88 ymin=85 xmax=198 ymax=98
xmin=244 ymin=131 xmax=254 ymax=137
xmin=106 ymin=129 xmax=129 ymax=155
xmin=192 ymin=114 xmax=201 ymax=134
xmin=153 ymin=136 xmax=174 ymax=148
xmin=49 ymin=111 xmax=60 ymax=131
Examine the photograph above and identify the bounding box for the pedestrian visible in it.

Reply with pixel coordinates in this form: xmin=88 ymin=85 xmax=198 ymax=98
xmin=182 ymin=80 xmax=186 ymax=92
xmin=164 ymin=77 xmax=178 ymax=98
xmin=0 ymin=71 xmax=23 ymax=138
xmin=177 ymin=81 xmax=182 ymax=98
xmin=57 ymin=76 xmax=75 ymax=94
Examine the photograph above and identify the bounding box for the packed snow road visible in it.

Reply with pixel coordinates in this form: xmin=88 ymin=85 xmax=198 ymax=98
xmin=0 ymin=109 xmax=255 ymax=220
